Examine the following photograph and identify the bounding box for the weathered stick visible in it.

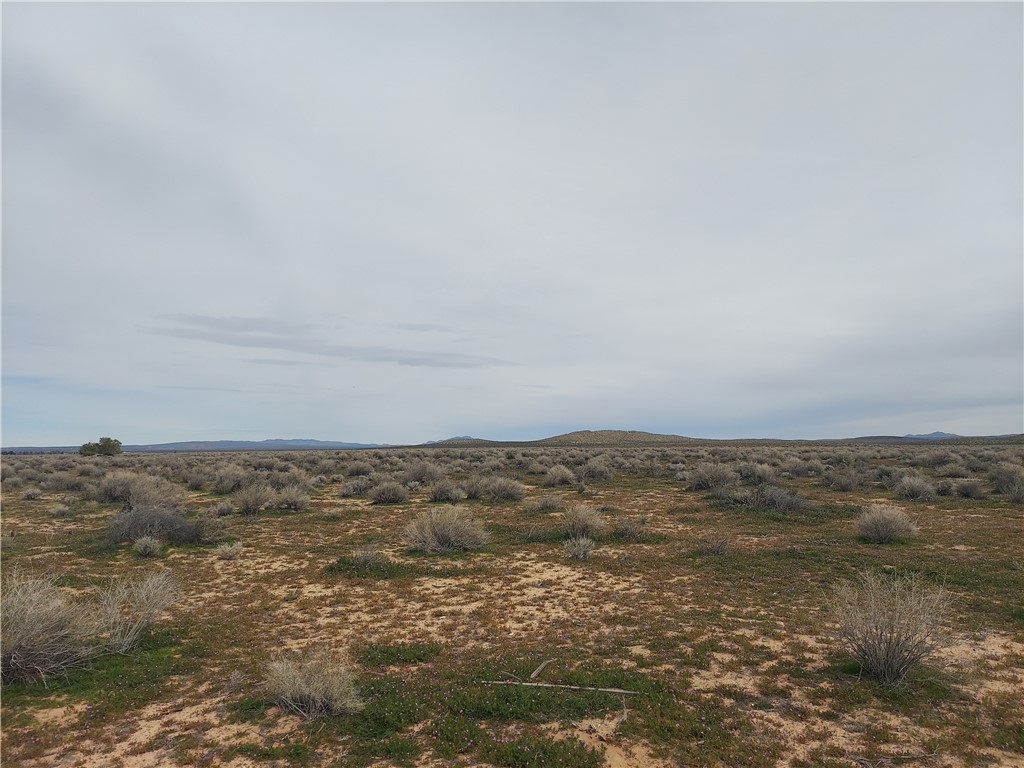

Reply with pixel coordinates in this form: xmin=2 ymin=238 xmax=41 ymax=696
xmin=530 ymin=659 xmax=557 ymax=679
xmin=481 ymin=680 xmax=640 ymax=696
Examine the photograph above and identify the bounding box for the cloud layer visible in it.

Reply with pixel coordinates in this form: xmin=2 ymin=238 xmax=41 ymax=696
xmin=3 ymin=3 xmax=1021 ymax=444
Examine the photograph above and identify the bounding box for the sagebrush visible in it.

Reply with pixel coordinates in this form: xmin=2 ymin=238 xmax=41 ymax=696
xmin=830 ymin=570 xmax=951 ymax=686
xmin=264 ymin=649 xmax=363 ymax=718
xmin=1 ymin=571 xmax=95 ymax=684
xmin=403 ymin=507 xmax=490 ymax=552
xmin=856 ymin=505 xmax=918 ymax=544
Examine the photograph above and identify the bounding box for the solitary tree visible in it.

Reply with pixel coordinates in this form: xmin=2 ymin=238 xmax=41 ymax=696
xmin=79 ymin=437 xmax=123 ymax=456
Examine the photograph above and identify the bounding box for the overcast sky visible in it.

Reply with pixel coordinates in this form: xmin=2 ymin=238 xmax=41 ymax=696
xmin=3 ymin=2 xmax=1022 ymax=446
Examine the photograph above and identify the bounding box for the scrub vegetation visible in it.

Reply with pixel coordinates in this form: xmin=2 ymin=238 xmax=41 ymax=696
xmin=1 ymin=435 xmax=1022 ymax=767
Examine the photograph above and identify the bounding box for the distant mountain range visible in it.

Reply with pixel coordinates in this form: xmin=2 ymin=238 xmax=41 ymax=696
xmin=423 ymin=430 xmax=694 ymax=447
xmin=844 ymin=432 xmax=965 ymax=443
xmin=537 ymin=429 xmax=698 ymax=446
xmin=427 ymin=429 xmax=998 ymax=448
xmin=422 ymin=436 xmax=478 ymax=445
xmin=130 ymin=438 xmax=388 ymax=452
xmin=2 ymin=438 xmax=386 ymax=454
xmin=4 ymin=429 xmax=1018 ymax=454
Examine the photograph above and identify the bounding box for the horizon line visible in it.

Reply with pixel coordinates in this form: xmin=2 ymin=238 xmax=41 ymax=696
xmin=4 ymin=429 xmax=1022 ymax=451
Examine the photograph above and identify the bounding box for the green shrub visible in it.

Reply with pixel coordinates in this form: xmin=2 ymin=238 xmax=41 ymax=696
xmin=78 ymin=437 xmax=122 ymax=456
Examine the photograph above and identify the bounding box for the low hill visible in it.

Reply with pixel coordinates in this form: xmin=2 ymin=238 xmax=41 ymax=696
xmin=421 ymin=436 xmax=501 ymax=447
xmin=535 ymin=429 xmax=694 ymax=446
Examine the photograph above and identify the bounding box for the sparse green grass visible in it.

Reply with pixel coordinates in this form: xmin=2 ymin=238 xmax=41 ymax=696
xmin=324 ymin=555 xmax=428 ymax=579
xmin=231 ymin=740 xmax=309 ymax=761
xmin=429 ymin=713 xmax=485 ymax=758
xmin=480 ymin=732 xmax=604 ymax=767
xmin=1 ymin=625 xmax=205 ymax=721
xmin=358 ymin=641 xmax=442 ymax=666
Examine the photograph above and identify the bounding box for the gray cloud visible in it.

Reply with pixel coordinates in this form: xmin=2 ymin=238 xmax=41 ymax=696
xmin=160 ymin=315 xmax=314 ymax=335
xmin=2 ymin=2 xmax=1020 ymax=444
xmin=391 ymin=322 xmax=459 ymax=334
xmin=159 ymin=385 xmax=245 ymax=393
xmin=148 ymin=315 xmax=512 ymax=369
xmin=245 ymin=358 xmax=328 ymax=368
